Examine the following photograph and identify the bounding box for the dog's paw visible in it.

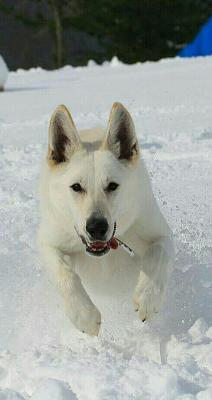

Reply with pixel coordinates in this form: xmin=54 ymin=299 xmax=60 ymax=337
xmin=133 ymin=280 xmax=164 ymax=322
xmin=66 ymin=300 xmax=101 ymax=336
xmin=76 ymin=303 xmax=101 ymax=336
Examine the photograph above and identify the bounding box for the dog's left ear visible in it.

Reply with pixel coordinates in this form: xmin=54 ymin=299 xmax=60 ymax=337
xmin=103 ymin=102 xmax=139 ymax=161
xmin=48 ymin=104 xmax=82 ymax=165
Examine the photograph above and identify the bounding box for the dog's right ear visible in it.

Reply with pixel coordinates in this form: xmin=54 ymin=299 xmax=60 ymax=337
xmin=47 ymin=105 xmax=82 ymax=165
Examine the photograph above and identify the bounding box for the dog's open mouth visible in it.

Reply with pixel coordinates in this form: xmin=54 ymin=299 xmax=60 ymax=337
xmin=75 ymin=223 xmax=134 ymax=258
xmin=85 ymin=236 xmax=119 ymax=257
xmin=75 ymin=223 xmax=118 ymax=257
xmin=86 ymin=241 xmax=111 ymax=257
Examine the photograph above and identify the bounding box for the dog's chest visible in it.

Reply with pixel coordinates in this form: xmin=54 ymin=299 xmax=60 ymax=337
xmin=72 ymin=232 xmax=149 ymax=298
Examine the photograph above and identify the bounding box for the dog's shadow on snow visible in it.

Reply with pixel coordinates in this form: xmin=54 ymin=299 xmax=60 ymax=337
xmin=156 ymin=246 xmax=212 ymax=339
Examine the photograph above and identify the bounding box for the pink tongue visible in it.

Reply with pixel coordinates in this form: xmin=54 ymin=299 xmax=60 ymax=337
xmin=91 ymin=241 xmax=106 ymax=250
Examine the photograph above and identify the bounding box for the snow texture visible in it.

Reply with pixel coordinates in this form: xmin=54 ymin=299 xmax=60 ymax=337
xmin=0 ymin=56 xmax=8 ymax=89
xmin=0 ymin=389 xmax=25 ymax=400
xmin=0 ymin=56 xmax=212 ymax=399
xmin=31 ymin=379 xmax=78 ymax=400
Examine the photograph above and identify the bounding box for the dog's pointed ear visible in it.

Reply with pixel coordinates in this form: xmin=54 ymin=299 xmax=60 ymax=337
xmin=48 ymin=105 xmax=82 ymax=165
xmin=103 ymin=102 xmax=140 ymax=161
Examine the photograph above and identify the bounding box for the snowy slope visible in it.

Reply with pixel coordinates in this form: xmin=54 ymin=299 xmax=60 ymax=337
xmin=0 ymin=57 xmax=212 ymax=399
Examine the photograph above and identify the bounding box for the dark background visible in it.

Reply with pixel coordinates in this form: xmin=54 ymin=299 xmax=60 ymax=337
xmin=0 ymin=0 xmax=212 ymax=71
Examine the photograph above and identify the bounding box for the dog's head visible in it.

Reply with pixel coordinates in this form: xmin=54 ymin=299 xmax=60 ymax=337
xmin=47 ymin=102 xmax=140 ymax=256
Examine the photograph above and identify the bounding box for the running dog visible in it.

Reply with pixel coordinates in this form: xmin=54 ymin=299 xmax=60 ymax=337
xmin=38 ymin=102 xmax=174 ymax=336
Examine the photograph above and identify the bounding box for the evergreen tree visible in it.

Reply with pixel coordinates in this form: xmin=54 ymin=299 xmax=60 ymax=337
xmin=0 ymin=0 xmax=81 ymax=68
xmin=73 ymin=0 xmax=212 ymax=63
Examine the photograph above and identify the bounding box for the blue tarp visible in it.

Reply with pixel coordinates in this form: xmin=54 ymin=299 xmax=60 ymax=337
xmin=179 ymin=17 xmax=212 ymax=57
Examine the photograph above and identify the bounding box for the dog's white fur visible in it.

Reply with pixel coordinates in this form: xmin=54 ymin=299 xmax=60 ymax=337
xmin=38 ymin=102 xmax=174 ymax=336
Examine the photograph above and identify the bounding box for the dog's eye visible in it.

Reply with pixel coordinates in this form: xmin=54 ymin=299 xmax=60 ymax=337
xmin=106 ymin=182 xmax=119 ymax=192
xmin=71 ymin=183 xmax=83 ymax=192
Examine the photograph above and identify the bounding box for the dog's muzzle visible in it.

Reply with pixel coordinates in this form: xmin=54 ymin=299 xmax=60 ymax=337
xmin=75 ymin=223 xmax=117 ymax=257
xmin=75 ymin=223 xmax=134 ymax=258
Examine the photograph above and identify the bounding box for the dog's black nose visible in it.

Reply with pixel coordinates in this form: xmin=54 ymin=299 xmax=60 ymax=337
xmin=86 ymin=216 xmax=109 ymax=240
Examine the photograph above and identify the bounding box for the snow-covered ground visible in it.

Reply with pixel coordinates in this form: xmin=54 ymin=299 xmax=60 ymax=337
xmin=0 ymin=57 xmax=212 ymax=399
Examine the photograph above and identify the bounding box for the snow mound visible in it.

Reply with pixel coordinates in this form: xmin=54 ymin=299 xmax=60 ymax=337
xmin=0 ymin=55 xmax=8 ymax=89
xmin=0 ymin=389 xmax=25 ymax=400
xmin=31 ymin=379 xmax=78 ymax=400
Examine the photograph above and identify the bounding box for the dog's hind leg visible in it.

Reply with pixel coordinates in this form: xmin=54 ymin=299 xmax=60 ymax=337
xmin=40 ymin=243 xmax=101 ymax=336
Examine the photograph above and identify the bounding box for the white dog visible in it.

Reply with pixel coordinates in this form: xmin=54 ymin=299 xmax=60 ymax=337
xmin=38 ymin=102 xmax=174 ymax=336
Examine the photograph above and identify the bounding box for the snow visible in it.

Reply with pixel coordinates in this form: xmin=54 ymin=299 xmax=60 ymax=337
xmin=0 ymin=389 xmax=25 ymax=400
xmin=0 ymin=56 xmax=8 ymax=90
xmin=0 ymin=56 xmax=212 ymax=399
xmin=31 ymin=379 xmax=77 ymax=400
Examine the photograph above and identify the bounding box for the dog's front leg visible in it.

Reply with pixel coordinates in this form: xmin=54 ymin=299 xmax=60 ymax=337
xmin=133 ymin=236 xmax=173 ymax=321
xmin=40 ymin=244 xmax=101 ymax=336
